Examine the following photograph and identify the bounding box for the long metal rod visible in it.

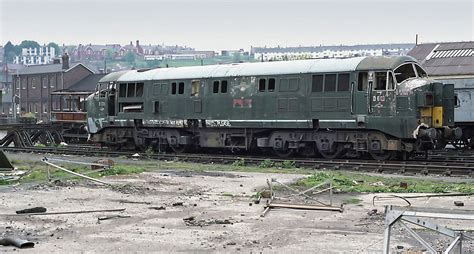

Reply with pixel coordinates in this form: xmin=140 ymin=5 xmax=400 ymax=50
xmin=3 ymin=208 xmax=125 ymax=216
xmin=42 ymin=159 xmax=111 ymax=186
xmin=46 ymin=157 xmax=110 ymax=167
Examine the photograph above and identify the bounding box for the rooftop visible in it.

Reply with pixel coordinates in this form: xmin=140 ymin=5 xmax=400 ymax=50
xmin=407 ymin=41 xmax=474 ymax=76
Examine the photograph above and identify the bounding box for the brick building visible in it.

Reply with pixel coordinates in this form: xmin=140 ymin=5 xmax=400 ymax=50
xmin=12 ymin=54 xmax=94 ymax=121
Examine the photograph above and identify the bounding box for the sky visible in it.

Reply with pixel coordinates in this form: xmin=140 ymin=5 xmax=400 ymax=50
xmin=0 ymin=0 xmax=473 ymax=51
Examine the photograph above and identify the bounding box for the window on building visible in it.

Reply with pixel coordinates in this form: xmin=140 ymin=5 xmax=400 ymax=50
xmin=268 ymin=78 xmax=275 ymax=91
xmin=324 ymin=74 xmax=336 ymax=92
xmin=312 ymin=75 xmax=323 ymax=92
xmin=213 ymin=81 xmax=219 ymax=93
xmin=153 ymin=101 xmax=160 ymax=113
xmin=171 ymin=82 xmax=177 ymax=94
xmin=42 ymin=77 xmax=47 ymax=89
xmin=337 ymin=73 xmax=350 ymax=92
xmin=178 ymin=82 xmax=184 ymax=94
xmin=259 ymin=79 xmax=266 ymax=92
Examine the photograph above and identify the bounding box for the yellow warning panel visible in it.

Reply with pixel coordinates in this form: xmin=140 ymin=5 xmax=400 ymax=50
xmin=432 ymin=106 xmax=443 ymax=128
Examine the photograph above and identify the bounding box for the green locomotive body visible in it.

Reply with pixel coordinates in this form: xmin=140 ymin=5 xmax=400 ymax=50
xmin=85 ymin=56 xmax=460 ymax=160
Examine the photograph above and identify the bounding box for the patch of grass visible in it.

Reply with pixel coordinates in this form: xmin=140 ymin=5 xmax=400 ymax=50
xmin=274 ymin=160 xmax=296 ymax=169
xmin=100 ymin=165 xmax=145 ymax=176
xmin=296 ymin=172 xmax=474 ymax=193
xmin=344 ymin=197 xmax=363 ymax=204
xmin=259 ymin=159 xmax=274 ymax=168
xmin=231 ymin=158 xmax=245 ymax=167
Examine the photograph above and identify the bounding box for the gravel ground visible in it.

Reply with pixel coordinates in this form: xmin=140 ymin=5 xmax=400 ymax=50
xmin=0 ymin=154 xmax=473 ymax=253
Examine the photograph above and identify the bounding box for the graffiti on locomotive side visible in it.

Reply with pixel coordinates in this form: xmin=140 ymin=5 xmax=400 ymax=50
xmin=144 ymin=119 xmax=186 ymax=127
xmin=205 ymin=120 xmax=231 ymax=127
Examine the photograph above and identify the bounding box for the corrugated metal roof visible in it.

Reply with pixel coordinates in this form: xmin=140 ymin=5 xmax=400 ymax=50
xmin=117 ymin=58 xmax=366 ymax=82
xmin=408 ymin=41 xmax=474 ymax=76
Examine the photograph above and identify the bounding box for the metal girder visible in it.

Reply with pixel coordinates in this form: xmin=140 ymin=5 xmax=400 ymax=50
xmin=444 ymin=235 xmax=461 ymax=254
xmin=383 ymin=206 xmax=474 ymax=254
xmin=401 ymin=216 xmax=457 ymax=238
xmin=399 ymin=221 xmax=437 ymax=254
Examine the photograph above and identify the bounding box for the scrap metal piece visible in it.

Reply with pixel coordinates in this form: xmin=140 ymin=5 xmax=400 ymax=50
xmin=16 ymin=207 xmax=47 ymax=214
xmin=383 ymin=205 xmax=474 ymax=254
xmin=0 ymin=151 xmax=14 ymax=171
xmin=0 ymin=237 xmax=34 ymax=248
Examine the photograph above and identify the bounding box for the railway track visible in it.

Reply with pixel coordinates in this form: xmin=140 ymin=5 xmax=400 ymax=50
xmin=1 ymin=146 xmax=473 ymax=177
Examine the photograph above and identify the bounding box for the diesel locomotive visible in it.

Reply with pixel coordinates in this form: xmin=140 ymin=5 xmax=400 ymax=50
xmin=85 ymin=56 xmax=460 ymax=160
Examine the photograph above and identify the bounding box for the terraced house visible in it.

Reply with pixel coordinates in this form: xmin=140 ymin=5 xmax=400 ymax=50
xmin=12 ymin=54 xmax=94 ymax=121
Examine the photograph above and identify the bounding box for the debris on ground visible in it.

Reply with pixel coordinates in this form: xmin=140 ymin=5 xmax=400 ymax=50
xmin=0 ymin=237 xmax=34 ymax=248
xmin=172 ymin=201 xmax=184 ymax=206
xmin=149 ymin=206 xmax=166 ymax=210
xmin=97 ymin=215 xmax=131 ymax=221
xmin=16 ymin=207 xmax=47 ymax=214
xmin=454 ymin=201 xmax=464 ymax=207
xmin=183 ymin=216 xmax=234 ymax=227
xmin=367 ymin=209 xmax=378 ymax=216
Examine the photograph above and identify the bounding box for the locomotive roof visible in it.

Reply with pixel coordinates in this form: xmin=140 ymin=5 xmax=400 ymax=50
xmin=100 ymin=56 xmax=418 ymax=83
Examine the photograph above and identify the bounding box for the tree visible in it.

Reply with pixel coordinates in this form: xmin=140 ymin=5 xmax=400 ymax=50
xmin=3 ymin=41 xmax=15 ymax=62
xmin=123 ymin=51 xmax=136 ymax=63
xmin=18 ymin=40 xmax=40 ymax=50
xmin=47 ymin=42 xmax=61 ymax=56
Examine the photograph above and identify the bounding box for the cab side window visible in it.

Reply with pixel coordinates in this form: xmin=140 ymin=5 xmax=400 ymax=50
xmin=374 ymin=72 xmax=387 ymax=90
xmin=358 ymin=72 xmax=368 ymax=91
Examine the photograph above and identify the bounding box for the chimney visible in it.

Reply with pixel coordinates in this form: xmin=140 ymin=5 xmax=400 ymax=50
xmin=130 ymin=41 xmax=133 ymax=46
xmin=62 ymin=53 xmax=70 ymax=69
xmin=136 ymin=40 xmax=140 ymax=47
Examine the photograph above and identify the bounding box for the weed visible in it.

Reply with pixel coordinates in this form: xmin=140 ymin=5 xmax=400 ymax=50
xmin=231 ymin=158 xmax=245 ymax=167
xmin=280 ymin=160 xmax=296 ymax=168
xmin=259 ymin=159 xmax=274 ymax=168
xmin=343 ymin=197 xmax=362 ymax=204
xmin=100 ymin=165 xmax=145 ymax=176
xmin=296 ymin=172 xmax=474 ymax=193
xmin=145 ymin=147 xmax=154 ymax=156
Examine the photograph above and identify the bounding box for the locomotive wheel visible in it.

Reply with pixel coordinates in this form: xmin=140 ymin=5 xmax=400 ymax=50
xmin=273 ymin=148 xmax=295 ymax=158
xmin=369 ymin=150 xmax=396 ymax=161
xmin=170 ymin=144 xmax=190 ymax=153
xmin=319 ymin=144 xmax=345 ymax=159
